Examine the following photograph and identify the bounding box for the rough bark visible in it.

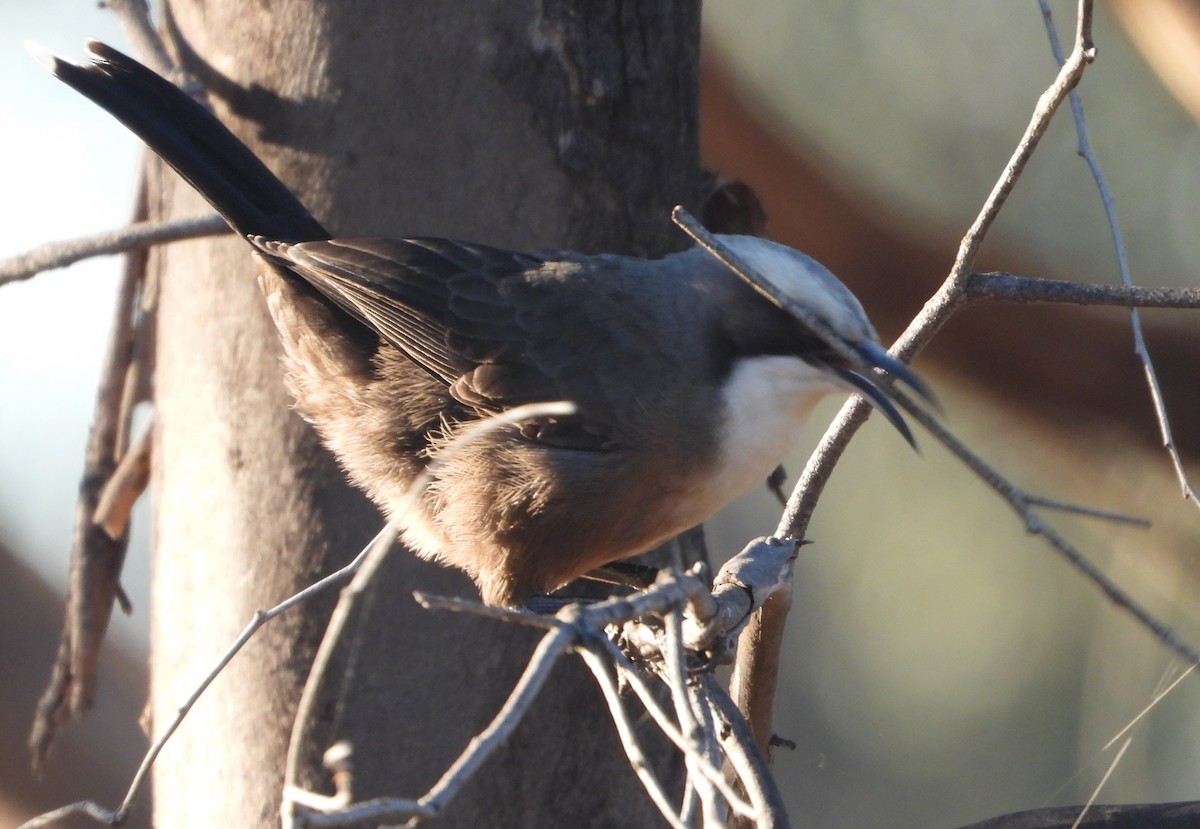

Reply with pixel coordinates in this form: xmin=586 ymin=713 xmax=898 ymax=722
xmin=149 ymin=2 xmax=699 ymax=827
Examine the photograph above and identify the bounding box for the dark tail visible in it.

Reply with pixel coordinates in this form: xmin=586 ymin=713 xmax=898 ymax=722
xmin=32 ymin=40 xmax=329 ymax=243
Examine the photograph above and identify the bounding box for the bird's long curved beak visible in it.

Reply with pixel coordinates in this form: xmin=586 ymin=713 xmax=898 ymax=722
xmin=832 ymin=341 xmax=937 ymax=449
xmin=855 ymin=341 xmax=937 ymax=406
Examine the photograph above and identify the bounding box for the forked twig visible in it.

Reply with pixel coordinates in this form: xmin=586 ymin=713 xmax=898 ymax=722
xmin=576 ymin=644 xmax=691 ymax=829
xmin=890 ymin=388 xmax=1200 ymax=667
xmin=597 ymin=635 xmax=758 ymax=817
xmin=1038 ymin=0 xmax=1200 ymax=509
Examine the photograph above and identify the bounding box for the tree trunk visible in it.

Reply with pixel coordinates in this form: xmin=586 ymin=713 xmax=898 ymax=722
xmin=149 ymin=2 xmax=700 ymax=826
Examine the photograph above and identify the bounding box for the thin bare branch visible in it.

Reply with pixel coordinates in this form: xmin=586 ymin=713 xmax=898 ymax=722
xmin=614 ymin=667 xmax=753 ymax=820
xmin=414 ymin=624 xmax=575 ymax=820
xmin=1103 ymin=664 xmax=1194 ymax=750
xmin=0 ymin=214 xmax=228 ymax=286
xmin=1038 ymin=0 xmax=1200 ymax=509
xmin=965 ymin=273 xmax=1200 ymax=309
xmin=688 ymin=681 xmax=726 ymax=828
xmin=576 ymin=644 xmax=690 ymax=829
xmin=600 ymin=638 xmax=757 ymax=817
xmin=1069 ymin=739 xmax=1132 ymax=829
xmin=662 ymin=599 xmax=722 ymax=827
xmin=892 ymin=388 xmax=1200 ymax=669
xmin=413 ymin=591 xmax=564 ymax=630
xmin=700 ymin=674 xmax=790 ymax=829
xmin=287 ymin=562 xmax=771 ymax=829
xmin=292 ymin=797 xmax=434 ymax=829
xmin=1021 ymin=494 xmax=1150 ymax=528
xmin=93 ymin=420 xmax=153 ymax=539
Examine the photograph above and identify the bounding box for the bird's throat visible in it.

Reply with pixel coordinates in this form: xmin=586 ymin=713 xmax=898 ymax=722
xmin=679 ymin=355 xmax=840 ymax=522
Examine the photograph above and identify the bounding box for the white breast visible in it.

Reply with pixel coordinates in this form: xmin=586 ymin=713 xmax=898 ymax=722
xmin=672 ymin=354 xmax=842 ymax=524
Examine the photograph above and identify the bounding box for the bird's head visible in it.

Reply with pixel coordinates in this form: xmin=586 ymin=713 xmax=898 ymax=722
xmin=713 ymin=235 xmax=934 ymax=446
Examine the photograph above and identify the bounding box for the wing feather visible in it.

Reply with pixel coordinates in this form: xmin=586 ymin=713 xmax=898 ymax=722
xmin=253 ymin=236 xmax=621 ymax=450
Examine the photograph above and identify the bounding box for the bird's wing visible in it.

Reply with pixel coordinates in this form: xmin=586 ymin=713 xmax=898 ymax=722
xmin=255 ymin=236 xmax=633 ymax=450
xmin=254 ymin=237 xmax=528 ymax=384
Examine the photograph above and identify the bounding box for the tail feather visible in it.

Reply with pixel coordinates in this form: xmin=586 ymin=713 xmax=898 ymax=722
xmin=33 ymin=40 xmax=328 ymax=244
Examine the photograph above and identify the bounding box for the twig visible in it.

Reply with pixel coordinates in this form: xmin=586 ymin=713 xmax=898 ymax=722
xmin=965 ymin=273 xmax=1200 ymax=309
xmin=1038 ymin=0 xmax=1200 ymax=509
xmin=1069 ymin=738 xmax=1132 ymax=829
xmin=576 ymin=643 xmax=690 ymax=829
xmin=413 ymin=591 xmax=564 ymax=630
xmin=1103 ymin=664 xmax=1194 ymax=751
xmin=280 ymin=519 xmax=402 ymax=828
xmin=114 ymin=538 xmax=380 ymax=821
xmin=0 ymin=214 xmax=229 ymax=286
xmin=661 ymin=593 xmax=722 ymax=827
xmin=285 ymin=545 xmax=774 ymax=829
xmin=1020 ymin=494 xmax=1149 ymax=528
xmin=888 ymin=387 xmax=1200 ymax=669
xmin=688 ymin=680 xmax=726 ymax=827
xmin=700 ymin=674 xmax=790 ymax=829
xmin=290 ymin=622 xmax=576 ymax=829
xmin=601 ymin=636 xmax=758 ymax=819
xmin=288 ymin=583 xmax=774 ymax=829
xmin=418 ymin=623 xmax=576 ymax=817
xmin=93 ymin=420 xmax=154 ymax=539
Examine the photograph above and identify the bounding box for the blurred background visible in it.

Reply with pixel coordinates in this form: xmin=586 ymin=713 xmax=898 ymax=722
xmin=3 ymin=1 xmax=1200 ymax=827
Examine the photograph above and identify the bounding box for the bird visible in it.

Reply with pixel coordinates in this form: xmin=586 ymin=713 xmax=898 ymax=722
xmin=34 ymin=41 xmax=932 ymax=608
